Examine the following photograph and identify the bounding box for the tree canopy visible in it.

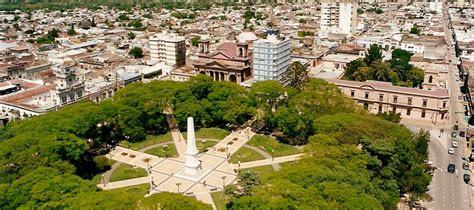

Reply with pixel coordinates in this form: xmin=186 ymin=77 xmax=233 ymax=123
xmin=344 ymin=45 xmax=424 ymax=88
xmin=0 ymin=75 xmax=431 ymax=209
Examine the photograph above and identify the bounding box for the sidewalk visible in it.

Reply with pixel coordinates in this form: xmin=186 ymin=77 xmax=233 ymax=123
xmin=235 ymin=154 xmax=303 ymax=169
xmin=195 ymin=192 xmax=216 ymax=210
xmin=97 ymin=176 xmax=149 ymax=190
xmin=172 ymin=131 xmax=187 ymax=157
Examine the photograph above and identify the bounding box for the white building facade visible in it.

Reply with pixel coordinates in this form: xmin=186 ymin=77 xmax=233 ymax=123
xmin=319 ymin=0 xmax=358 ymax=38
xmin=149 ymin=32 xmax=186 ymax=68
xmin=252 ymin=33 xmax=291 ymax=84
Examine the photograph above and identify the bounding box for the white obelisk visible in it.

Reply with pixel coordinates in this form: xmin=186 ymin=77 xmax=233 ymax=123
xmin=184 ymin=117 xmax=200 ymax=175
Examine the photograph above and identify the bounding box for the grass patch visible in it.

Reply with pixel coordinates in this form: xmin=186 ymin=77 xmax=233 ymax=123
xmin=109 ymin=164 xmax=148 ymax=182
xmin=211 ymin=191 xmax=230 ymax=210
xmin=230 ymin=147 xmax=265 ymax=163
xmin=248 ymin=134 xmax=301 ymax=157
xmin=197 ymin=140 xmax=218 ymax=153
xmin=144 ymin=144 xmax=178 ymax=158
xmin=183 ymin=127 xmax=230 ymax=140
xmin=119 ymin=132 xmax=172 ymax=150
xmin=240 ymin=165 xmax=274 ymax=175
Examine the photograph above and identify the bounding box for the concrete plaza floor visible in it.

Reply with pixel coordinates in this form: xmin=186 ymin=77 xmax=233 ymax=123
xmin=99 ymin=127 xmax=301 ymax=209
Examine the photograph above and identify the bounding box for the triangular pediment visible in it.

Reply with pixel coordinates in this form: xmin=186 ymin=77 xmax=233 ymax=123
xmin=209 ymin=52 xmax=232 ymax=60
xmin=206 ymin=61 xmax=229 ymax=70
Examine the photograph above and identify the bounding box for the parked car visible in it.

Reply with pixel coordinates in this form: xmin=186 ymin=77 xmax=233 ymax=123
xmin=463 ymin=162 xmax=470 ymax=170
xmin=448 ymin=164 xmax=456 ymax=173
xmin=451 ymin=131 xmax=457 ymax=138
xmin=454 ymin=125 xmax=459 ymax=130
xmin=452 ymin=141 xmax=458 ymax=148
xmin=464 ymin=174 xmax=471 ymax=183
xmin=448 ymin=148 xmax=455 ymax=154
xmin=460 ymin=131 xmax=466 ymax=137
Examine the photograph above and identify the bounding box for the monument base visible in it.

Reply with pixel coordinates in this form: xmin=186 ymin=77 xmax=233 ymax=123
xmin=175 ymin=167 xmax=211 ymax=182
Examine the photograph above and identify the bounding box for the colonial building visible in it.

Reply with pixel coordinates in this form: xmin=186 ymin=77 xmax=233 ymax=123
xmin=193 ymin=40 xmax=252 ymax=83
xmin=329 ymin=79 xmax=449 ymax=125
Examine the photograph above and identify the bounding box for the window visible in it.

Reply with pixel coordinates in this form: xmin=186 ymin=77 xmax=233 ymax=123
xmin=351 ymin=90 xmax=355 ymax=97
xmin=443 ymin=101 xmax=447 ymax=108
xmin=408 ymin=97 xmax=412 ymax=105
xmin=441 ymin=113 xmax=445 ymax=119
xmin=422 ymin=99 xmax=427 ymax=107
xmin=407 ymin=109 xmax=411 ymax=116
xmin=379 ymin=94 xmax=384 ymax=101
xmin=365 ymin=92 xmax=369 ymax=99
xmin=421 ymin=111 xmax=426 ymax=118
xmin=428 ymin=75 xmax=433 ymax=83
xmin=378 ymin=104 xmax=383 ymax=113
xmin=364 ymin=103 xmax=369 ymax=110
xmin=392 ymin=107 xmax=396 ymax=113
xmin=393 ymin=96 xmax=398 ymax=103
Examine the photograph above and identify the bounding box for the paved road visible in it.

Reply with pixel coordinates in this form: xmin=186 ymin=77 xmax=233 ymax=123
xmin=422 ymin=4 xmax=473 ymax=210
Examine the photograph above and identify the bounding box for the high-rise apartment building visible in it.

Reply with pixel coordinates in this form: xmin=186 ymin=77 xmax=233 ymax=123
xmin=319 ymin=0 xmax=358 ymax=38
xmin=252 ymin=31 xmax=291 ymax=84
xmin=149 ymin=31 xmax=186 ymax=67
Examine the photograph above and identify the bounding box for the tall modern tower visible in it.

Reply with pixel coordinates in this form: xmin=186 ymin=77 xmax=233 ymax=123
xmin=184 ymin=117 xmax=200 ymax=175
xmin=319 ymin=0 xmax=358 ymax=38
xmin=252 ymin=31 xmax=291 ymax=84
xmin=149 ymin=31 xmax=186 ymax=68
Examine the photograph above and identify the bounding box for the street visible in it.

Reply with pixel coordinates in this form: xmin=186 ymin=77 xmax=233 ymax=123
xmin=419 ymin=4 xmax=473 ymax=210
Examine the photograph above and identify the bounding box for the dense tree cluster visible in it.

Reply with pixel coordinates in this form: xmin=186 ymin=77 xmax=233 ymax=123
xmin=344 ymin=45 xmax=425 ymax=88
xmin=227 ymin=114 xmax=431 ymax=209
xmin=0 ymin=75 xmax=430 ymax=208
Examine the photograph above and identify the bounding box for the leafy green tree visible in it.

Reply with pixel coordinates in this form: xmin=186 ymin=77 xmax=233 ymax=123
xmin=128 ymin=47 xmax=143 ymax=59
xmin=191 ymin=36 xmax=200 ymax=47
xmin=410 ymin=26 xmax=420 ymax=35
xmin=67 ymin=25 xmax=76 ymax=36
xmin=364 ymin=44 xmax=383 ymax=66
xmin=117 ymin=14 xmax=129 ymax=21
xmin=376 ymin=111 xmax=401 ymax=123
xmin=127 ymin=20 xmax=142 ymax=28
xmin=250 ymin=80 xmax=286 ymax=113
xmin=286 ymin=61 xmax=309 ymax=91
xmin=127 ymin=31 xmax=135 ymax=40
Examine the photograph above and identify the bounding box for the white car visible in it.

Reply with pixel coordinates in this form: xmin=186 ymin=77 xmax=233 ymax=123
xmin=452 ymin=141 xmax=458 ymax=148
xmin=448 ymin=148 xmax=454 ymax=154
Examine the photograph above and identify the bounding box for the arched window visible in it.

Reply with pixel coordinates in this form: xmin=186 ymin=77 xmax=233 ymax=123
xmin=428 ymin=75 xmax=433 ymax=83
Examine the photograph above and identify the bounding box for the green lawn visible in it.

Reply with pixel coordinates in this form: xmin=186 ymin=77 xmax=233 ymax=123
xmin=144 ymin=144 xmax=178 ymax=158
xmin=109 ymin=164 xmax=148 ymax=182
xmin=119 ymin=132 xmax=172 ymax=150
xmin=230 ymin=147 xmax=265 ymax=163
xmin=211 ymin=191 xmax=230 ymax=210
xmin=183 ymin=127 xmax=230 ymax=140
xmin=197 ymin=140 xmax=218 ymax=153
xmin=241 ymin=165 xmax=274 ymax=175
xmin=248 ymin=134 xmax=301 ymax=157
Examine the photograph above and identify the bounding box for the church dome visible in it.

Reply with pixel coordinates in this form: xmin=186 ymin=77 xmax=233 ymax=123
xmin=237 ymin=31 xmax=258 ymax=43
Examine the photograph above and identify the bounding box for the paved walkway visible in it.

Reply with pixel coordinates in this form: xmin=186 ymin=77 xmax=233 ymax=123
xmin=100 ymin=176 xmax=150 ymax=190
xmin=235 ymin=154 xmax=303 ymax=169
xmin=103 ymin=141 xmax=174 ymax=183
xmin=195 ymin=192 xmax=216 ymax=210
xmin=172 ymin=131 xmax=187 ymax=157
xmin=242 ymin=144 xmax=281 ymax=171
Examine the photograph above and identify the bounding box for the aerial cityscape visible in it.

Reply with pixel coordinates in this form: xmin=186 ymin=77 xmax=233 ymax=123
xmin=0 ymin=0 xmax=473 ymax=209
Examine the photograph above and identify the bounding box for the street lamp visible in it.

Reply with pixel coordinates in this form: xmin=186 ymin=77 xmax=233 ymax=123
xmin=176 ymin=182 xmax=181 ymax=193
xmin=101 ymin=174 xmax=106 ymax=187
xmin=221 ymin=176 xmax=227 ymax=187
xmin=271 ymin=149 xmax=275 ymax=161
